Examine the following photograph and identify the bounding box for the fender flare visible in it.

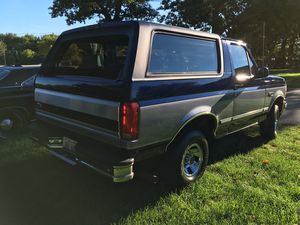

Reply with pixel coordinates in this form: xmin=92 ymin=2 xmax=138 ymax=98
xmin=268 ymin=90 xmax=285 ymax=113
xmin=166 ymin=109 xmax=218 ymax=151
xmin=0 ymin=106 xmax=30 ymax=117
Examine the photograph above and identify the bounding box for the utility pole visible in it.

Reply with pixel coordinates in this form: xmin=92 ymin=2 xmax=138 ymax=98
xmin=262 ymin=22 xmax=266 ymax=68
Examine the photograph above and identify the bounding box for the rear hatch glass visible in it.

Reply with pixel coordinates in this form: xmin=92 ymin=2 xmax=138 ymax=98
xmin=42 ymin=35 xmax=129 ymax=80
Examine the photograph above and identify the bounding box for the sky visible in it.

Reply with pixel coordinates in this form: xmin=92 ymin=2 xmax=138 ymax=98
xmin=0 ymin=0 xmax=101 ymax=36
xmin=0 ymin=0 xmax=161 ymax=36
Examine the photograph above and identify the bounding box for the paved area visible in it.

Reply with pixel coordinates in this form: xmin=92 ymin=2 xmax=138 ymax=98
xmin=280 ymin=89 xmax=300 ymax=125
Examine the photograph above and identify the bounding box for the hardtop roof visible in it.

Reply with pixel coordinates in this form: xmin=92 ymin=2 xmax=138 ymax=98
xmin=61 ymin=21 xmax=221 ymax=40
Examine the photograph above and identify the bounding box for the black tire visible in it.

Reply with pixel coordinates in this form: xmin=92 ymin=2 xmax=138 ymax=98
xmin=0 ymin=110 xmax=27 ymax=133
xmin=164 ymin=130 xmax=209 ymax=186
xmin=259 ymin=104 xmax=280 ymax=140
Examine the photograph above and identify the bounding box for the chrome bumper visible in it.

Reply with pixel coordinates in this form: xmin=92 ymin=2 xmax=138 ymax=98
xmin=49 ymin=149 xmax=135 ymax=183
xmin=113 ymin=158 xmax=134 ymax=182
xmin=32 ymin=135 xmax=135 ymax=183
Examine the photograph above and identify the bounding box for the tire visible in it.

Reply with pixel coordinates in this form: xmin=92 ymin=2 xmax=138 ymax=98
xmin=164 ymin=130 xmax=209 ymax=186
xmin=0 ymin=110 xmax=27 ymax=133
xmin=259 ymin=104 xmax=280 ymax=140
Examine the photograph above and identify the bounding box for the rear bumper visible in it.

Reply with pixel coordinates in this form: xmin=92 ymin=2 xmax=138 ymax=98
xmin=30 ymin=122 xmax=135 ymax=183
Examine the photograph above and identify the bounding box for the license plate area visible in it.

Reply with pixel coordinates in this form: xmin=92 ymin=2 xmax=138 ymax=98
xmin=63 ymin=137 xmax=78 ymax=154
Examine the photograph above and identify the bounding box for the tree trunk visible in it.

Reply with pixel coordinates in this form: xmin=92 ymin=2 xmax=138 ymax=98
xmin=278 ymin=38 xmax=287 ymax=68
xmin=288 ymin=37 xmax=296 ymax=68
xmin=113 ymin=0 xmax=123 ymax=21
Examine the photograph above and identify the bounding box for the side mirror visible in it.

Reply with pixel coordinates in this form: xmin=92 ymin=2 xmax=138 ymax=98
xmin=257 ymin=67 xmax=269 ymax=78
xmin=235 ymin=73 xmax=254 ymax=85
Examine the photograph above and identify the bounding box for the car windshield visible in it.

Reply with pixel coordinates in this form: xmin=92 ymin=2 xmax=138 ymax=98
xmin=0 ymin=69 xmax=9 ymax=81
xmin=42 ymin=35 xmax=129 ymax=80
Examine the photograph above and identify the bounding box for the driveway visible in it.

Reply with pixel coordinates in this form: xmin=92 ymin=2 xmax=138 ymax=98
xmin=280 ymin=89 xmax=300 ymax=125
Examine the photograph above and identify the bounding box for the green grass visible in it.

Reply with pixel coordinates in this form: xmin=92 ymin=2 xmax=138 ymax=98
xmin=121 ymin=126 xmax=300 ymax=225
xmin=279 ymin=73 xmax=300 ymax=89
xmin=0 ymin=126 xmax=299 ymax=225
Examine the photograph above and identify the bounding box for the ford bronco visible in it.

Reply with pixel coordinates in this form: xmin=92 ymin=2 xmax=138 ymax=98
xmin=31 ymin=21 xmax=287 ymax=185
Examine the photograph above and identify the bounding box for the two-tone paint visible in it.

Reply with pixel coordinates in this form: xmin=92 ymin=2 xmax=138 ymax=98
xmin=33 ymin=21 xmax=287 ymax=181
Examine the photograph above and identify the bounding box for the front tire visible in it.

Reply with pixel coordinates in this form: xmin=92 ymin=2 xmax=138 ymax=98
xmin=165 ymin=131 xmax=209 ymax=186
xmin=259 ymin=104 xmax=280 ymax=140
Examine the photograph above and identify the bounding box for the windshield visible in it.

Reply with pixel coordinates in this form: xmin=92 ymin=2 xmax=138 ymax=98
xmin=0 ymin=70 xmax=9 ymax=81
xmin=42 ymin=35 xmax=129 ymax=80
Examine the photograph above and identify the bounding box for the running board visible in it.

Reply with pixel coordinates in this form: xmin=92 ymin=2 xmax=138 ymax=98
xmin=49 ymin=150 xmax=77 ymax=166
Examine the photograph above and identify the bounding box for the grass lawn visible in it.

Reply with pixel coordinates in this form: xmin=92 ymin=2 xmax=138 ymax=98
xmin=279 ymin=73 xmax=300 ymax=89
xmin=121 ymin=126 xmax=300 ymax=225
xmin=0 ymin=126 xmax=299 ymax=225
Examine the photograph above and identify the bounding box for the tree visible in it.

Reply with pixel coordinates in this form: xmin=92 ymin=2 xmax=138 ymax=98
xmin=49 ymin=0 xmax=158 ymax=25
xmin=36 ymin=34 xmax=58 ymax=58
xmin=20 ymin=49 xmax=37 ymax=64
xmin=160 ymin=0 xmax=300 ymax=68
xmin=159 ymin=0 xmax=246 ymax=34
xmin=0 ymin=41 xmax=7 ymax=65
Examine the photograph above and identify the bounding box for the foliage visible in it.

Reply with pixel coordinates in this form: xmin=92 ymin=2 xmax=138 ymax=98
xmin=49 ymin=0 xmax=158 ymax=25
xmin=0 ymin=41 xmax=6 ymax=65
xmin=0 ymin=33 xmax=58 ymax=65
xmin=36 ymin=34 xmax=58 ymax=57
xmin=159 ymin=0 xmax=300 ymax=69
xmin=20 ymin=49 xmax=37 ymax=65
xmin=0 ymin=41 xmax=6 ymax=55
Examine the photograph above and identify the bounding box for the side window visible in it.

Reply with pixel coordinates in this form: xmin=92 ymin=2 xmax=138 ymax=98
xmin=248 ymin=55 xmax=257 ymax=75
xmin=148 ymin=33 xmax=219 ymax=75
xmin=228 ymin=44 xmax=250 ymax=76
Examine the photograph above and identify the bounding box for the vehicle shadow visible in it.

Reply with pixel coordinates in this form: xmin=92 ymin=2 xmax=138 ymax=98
xmin=208 ymin=126 xmax=268 ymax=164
xmin=0 ymin=126 xmax=270 ymax=225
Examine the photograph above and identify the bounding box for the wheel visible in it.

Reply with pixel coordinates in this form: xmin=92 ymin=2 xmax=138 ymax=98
xmin=164 ymin=131 xmax=209 ymax=186
xmin=0 ymin=110 xmax=27 ymax=133
xmin=259 ymin=104 xmax=280 ymax=140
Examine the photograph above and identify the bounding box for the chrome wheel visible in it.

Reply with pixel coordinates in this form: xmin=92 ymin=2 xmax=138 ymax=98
xmin=0 ymin=118 xmax=13 ymax=131
xmin=181 ymin=143 xmax=204 ymax=180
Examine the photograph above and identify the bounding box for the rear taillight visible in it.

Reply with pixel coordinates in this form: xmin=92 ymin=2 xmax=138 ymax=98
xmin=120 ymin=102 xmax=140 ymax=140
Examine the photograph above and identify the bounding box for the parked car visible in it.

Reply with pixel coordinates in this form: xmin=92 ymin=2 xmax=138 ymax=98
xmin=31 ymin=22 xmax=287 ymax=185
xmin=0 ymin=66 xmax=40 ymax=133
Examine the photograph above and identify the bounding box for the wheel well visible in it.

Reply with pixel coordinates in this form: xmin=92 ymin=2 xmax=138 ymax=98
xmin=273 ymin=96 xmax=284 ymax=115
xmin=0 ymin=107 xmax=29 ymax=120
xmin=169 ymin=115 xmax=217 ymax=148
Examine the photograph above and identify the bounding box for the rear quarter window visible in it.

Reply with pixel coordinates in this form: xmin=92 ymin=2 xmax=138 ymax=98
xmin=148 ymin=33 xmax=220 ymax=75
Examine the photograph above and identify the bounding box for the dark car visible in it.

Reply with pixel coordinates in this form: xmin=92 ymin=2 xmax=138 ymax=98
xmin=0 ymin=66 xmax=40 ymax=133
xmin=31 ymin=22 xmax=287 ymax=185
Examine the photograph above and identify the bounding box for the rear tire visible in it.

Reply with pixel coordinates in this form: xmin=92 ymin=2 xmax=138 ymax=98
xmin=259 ymin=104 xmax=280 ymax=140
xmin=164 ymin=131 xmax=209 ymax=186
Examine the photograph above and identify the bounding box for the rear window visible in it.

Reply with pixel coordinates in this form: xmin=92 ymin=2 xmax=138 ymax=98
xmin=42 ymin=35 xmax=129 ymax=80
xmin=148 ymin=33 xmax=219 ymax=75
